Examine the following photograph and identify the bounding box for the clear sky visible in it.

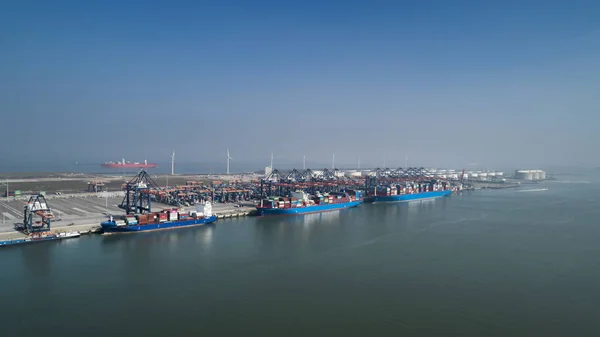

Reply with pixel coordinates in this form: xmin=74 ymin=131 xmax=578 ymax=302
xmin=2 ymin=0 xmax=599 ymax=170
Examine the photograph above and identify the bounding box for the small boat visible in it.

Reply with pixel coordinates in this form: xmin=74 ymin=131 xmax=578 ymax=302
xmin=56 ymin=231 xmax=81 ymax=239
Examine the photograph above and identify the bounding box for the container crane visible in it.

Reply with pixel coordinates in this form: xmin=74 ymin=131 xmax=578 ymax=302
xmin=23 ymin=194 xmax=53 ymax=233
xmin=119 ymin=170 xmax=163 ymax=215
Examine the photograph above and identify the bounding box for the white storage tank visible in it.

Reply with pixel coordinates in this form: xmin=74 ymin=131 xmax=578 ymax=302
xmin=531 ymin=171 xmax=540 ymax=180
xmin=538 ymin=171 xmax=546 ymax=180
xmin=515 ymin=170 xmax=533 ymax=180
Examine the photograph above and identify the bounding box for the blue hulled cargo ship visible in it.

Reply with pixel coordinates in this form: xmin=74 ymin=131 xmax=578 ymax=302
xmin=365 ymin=181 xmax=453 ymax=203
xmin=365 ymin=189 xmax=452 ymax=203
xmin=101 ymin=201 xmax=217 ymax=234
xmin=256 ymin=190 xmax=363 ymax=216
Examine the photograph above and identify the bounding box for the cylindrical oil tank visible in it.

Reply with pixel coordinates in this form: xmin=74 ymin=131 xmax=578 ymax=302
xmin=538 ymin=171 xmax=546 ymax=180
xmin=515 ymin=170 xmax=533 ymax=180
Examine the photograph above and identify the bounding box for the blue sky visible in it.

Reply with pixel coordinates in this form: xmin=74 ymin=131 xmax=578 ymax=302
xmin=1 ymin=0 xmax=599 ymax=170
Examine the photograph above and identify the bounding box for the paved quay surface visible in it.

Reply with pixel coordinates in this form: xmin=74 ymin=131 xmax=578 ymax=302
xmin=0 ymin=193 xmax=256 ymax=241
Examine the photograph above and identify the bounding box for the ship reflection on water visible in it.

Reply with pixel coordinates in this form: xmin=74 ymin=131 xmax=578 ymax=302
xmin=100 ymin=224 xmax=216 ymax=253
xmin=264 ymin=210 xmax=343 ymax=228
xmin=299 ymin=211 xmax=341 ymax=227
xmin=407 ymin=198 xmax=439 ymax=214
xmin=194 ymin=225 xmax=213 ymax=245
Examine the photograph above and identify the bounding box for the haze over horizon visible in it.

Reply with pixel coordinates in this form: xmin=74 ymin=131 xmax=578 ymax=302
xmin=2 ymin=0 xmax=599 ymax=170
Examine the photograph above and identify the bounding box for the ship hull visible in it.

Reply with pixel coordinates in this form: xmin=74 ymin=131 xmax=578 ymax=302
xmin=1 ymin=234 xmax=59 ymax=247
xmin=100 ymin=215 xmax=218 ymax=234
xmin=365 ymin=190 xmax=452 ymax=203
xmin=256 ymin=200 xmax=362 ymax=216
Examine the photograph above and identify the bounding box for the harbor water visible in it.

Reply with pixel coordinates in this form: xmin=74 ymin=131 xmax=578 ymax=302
xmin=1 ymin=175 xmax=599 ymax=336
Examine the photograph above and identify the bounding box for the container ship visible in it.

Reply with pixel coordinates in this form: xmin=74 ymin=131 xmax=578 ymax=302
xmin=256 ymin=190 xmax=363 ymax=216
xmin=101 ymin=159 xmax=157 ymax=169
xmin=365 ymin=181 xmax=453 ymax=203
xmin=101 ymin=201 xmax=217 ymax=234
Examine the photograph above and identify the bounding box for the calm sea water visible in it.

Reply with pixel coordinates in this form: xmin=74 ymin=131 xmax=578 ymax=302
xmin=1 ymin=174 xmax=599 ymax=337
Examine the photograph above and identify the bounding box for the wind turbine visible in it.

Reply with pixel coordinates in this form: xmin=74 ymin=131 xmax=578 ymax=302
xmin=226 ymin=148 xmax=233 ymax=174
xmin=171 ymin=151 xmax=175 ymax=175
xmin=303 ymin=155 xmax=306 ymax=170
xmin=270 ymin=151 xmax=274 ymax=169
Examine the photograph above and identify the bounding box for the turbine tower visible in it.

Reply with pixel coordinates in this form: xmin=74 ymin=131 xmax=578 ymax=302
xmin=332 ymin=153 xmax=335 ymax=170
xmin=171 ymin=151 xmax=175 ymax=175
xmin=270 ymin=151 xmax=274 ymax=169
xmin=303 ymin=155 xmax=306 ymax=170
xmin=226 ymin=148 xmax=233 ymax=174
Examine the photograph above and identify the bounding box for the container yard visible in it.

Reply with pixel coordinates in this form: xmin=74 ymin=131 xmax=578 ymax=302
xmin=0 ymin=165 xmax=508 ymax=247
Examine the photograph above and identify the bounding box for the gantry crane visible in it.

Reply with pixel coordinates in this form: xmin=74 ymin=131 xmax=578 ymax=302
xmin=23 ymin=194 xmax=54 ymax=233
xmin=119 ymin=170 xmax=162 ymax=214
